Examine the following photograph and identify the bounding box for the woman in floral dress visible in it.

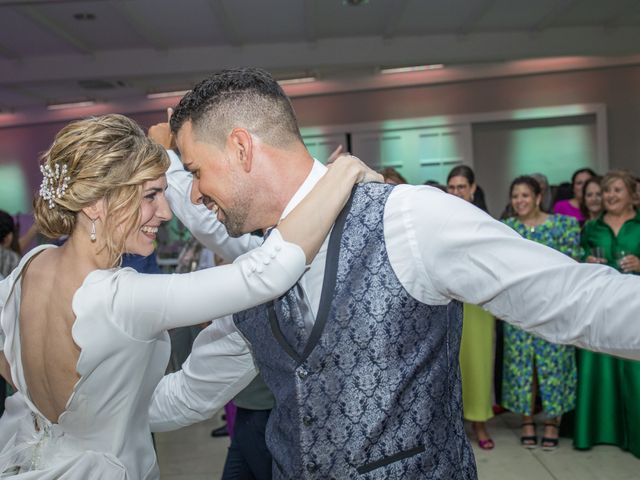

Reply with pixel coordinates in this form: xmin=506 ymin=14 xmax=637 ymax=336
xmin=501 ymin=176 xmax=580 ymax=450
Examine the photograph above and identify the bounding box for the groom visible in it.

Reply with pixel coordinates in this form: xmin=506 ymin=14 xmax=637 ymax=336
xmin=149 ymin=68 xmax=640 ymax=479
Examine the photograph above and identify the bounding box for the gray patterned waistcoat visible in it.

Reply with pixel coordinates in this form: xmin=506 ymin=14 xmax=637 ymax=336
xmin=234 ymin=184 xmax=477 ymax=479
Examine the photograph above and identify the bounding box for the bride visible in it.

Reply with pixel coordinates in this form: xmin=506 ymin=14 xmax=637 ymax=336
xmin=0 ymin=114 xmax=380 ymax=478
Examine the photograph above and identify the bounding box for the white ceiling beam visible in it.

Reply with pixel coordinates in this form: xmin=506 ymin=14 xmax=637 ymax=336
xmin=457 ymin=0 xmax=497 ymax=35
xmin=15 ymin=5 xmax=94 ymax=55
xmin=530 ymin=0 xmax=581 ymax=32
xmin=111 ymin=1 xmax=168 ymax=51
xmin=2 ymin=26 xmax=640 ymax=85
xmin=382 ymin=0 xmax=411 ymax=39
xmin=206 ymin=0 xmax=242 ymax=47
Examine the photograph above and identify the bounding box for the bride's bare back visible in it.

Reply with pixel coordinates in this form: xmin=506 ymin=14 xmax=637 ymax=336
xmin=19 ymin=248 xmax=86 ymax=423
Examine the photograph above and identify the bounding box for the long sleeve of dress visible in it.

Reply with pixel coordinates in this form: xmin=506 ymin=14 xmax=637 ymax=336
xmin=164 ymin=150 xmax=261 ymax=261
xmin=148 ymin=315 xmax=257 ymax=432
xmin=105 ymin=229 xmax=305 ymax=340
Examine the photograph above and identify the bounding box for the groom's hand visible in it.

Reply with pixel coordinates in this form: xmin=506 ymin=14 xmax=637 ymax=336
xmin=148 ymin=108 xmax=176 ymax=150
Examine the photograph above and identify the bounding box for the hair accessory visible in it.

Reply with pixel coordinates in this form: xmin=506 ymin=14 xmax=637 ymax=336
xmin=39 ymin=163 xmax=71 ymax=209
xmin=90 ymin=218 xmax=97 ymax=242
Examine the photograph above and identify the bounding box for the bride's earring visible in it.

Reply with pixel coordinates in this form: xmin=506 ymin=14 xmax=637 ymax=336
xmin=90 ymin=219 xmax=97 ymax=242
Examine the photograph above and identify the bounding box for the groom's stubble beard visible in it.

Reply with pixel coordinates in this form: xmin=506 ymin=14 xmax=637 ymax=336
xmin=221 ymin=202 xmax=249 ymax=238
xmin=220 ymin=177 xmax=252 ymax=238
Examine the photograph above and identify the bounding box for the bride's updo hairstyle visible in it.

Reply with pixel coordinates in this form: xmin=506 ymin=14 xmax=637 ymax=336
xmin=34 ymin=114 xmax=169 ymax=266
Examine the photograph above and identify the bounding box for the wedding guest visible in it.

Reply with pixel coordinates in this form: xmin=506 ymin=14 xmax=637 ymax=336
xmin=502 ymin=176 xmax=579 ymax=450
xmin=553 ymin=168 xmax=596 ymax=222
xmin=531 ymin=173 xmax=553 ymax=213
xmin=0 ymin=211 xmax=19 ymax=279
xmin=579 ymin=176 xmax=603 ymax=223
xmin=380 ymin=167 xmax=407 ymax=185
xmin=447 ymin=165 xmax=495 ymax=450
xmin=576 ymin=170 xmax=640 ymax=458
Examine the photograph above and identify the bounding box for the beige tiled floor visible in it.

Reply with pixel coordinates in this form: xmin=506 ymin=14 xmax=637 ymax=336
xmin=157 ymin=412 xmax=640 ymax=479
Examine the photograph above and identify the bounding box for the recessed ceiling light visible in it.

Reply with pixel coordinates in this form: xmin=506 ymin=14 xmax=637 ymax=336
xmin=380 ymin=64 xmax=444 ymax=74
xmin=47 ymin=100 xmax=95 ymax=110
xmin=343 ymin=0 xmax=369 ymax=6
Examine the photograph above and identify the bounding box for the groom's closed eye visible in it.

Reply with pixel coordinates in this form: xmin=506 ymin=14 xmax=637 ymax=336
xmin=183 ymin=163 xmax=200 ymax=179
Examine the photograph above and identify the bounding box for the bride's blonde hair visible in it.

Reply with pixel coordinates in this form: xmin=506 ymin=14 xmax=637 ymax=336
xmin=34 ymin=114 xmax=169 ymax=267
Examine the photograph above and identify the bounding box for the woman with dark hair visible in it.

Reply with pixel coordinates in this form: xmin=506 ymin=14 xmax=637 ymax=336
xmin=576 ymin=170 xmax=640 ymax=458
xmin=579 ymin=176 xmax=603 ymax=222
xmin=379 ymin=167 xmax=407 ymax=185
xmin=0 ymin=211 xmax=20 ymax=280
xmin=447 ymin=165 xmax=496 ymax=449
xmin=501 ymin=176 xmax=579 ymax=450
xmin=553 ymin=168 xmax=596 ymax=222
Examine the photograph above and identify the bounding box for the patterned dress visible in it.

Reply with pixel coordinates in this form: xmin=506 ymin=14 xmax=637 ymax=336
xmin=500 ymin=214 xmax=580 ymax=417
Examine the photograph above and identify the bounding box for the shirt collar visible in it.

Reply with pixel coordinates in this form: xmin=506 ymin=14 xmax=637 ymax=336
xmin=279 ymin=159 xmax=327 ymax=221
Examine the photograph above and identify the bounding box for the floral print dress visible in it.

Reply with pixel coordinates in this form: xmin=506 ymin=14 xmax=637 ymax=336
xmin=500 ymin=214 xmax=580 ymax=417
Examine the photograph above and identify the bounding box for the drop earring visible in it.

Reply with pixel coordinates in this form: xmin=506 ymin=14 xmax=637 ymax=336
xmin=90 ymin=219 xmax=97 ymax=242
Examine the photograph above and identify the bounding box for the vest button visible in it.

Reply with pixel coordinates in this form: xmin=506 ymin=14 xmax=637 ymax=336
xmin=306 ymin=461 xmax=318 ymax=473
xmin=302 ymin=415 xmax=313 ymax=426
xmin=297 ymin=369 xmax=308 ymax=380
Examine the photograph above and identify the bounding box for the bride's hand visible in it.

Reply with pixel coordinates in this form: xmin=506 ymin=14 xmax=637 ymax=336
xmin=328 ymin=154 xmax=384 ymax=184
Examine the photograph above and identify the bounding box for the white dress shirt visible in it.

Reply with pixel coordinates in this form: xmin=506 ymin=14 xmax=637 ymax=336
xmin=149 ymin=150 xmax=640 ymax=432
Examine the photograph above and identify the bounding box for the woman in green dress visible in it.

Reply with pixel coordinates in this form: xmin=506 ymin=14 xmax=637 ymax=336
xmin=447 ymin=166 xmax=496 ymax=450
xmin=577 ymin=170 xmax=640 ymax=458
xmin=501 ymin=176 xmax=580 ymax=450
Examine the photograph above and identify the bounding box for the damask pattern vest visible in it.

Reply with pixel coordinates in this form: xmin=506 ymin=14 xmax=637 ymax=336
xmin=234 ymin=184 xmax=477 ymax=479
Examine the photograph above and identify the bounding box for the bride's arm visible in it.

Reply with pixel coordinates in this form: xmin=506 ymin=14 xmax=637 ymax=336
xmin=113 ymin=155 xmax=381 ymax=340
xmin=278 ymin=154 xmax=382 ymax=263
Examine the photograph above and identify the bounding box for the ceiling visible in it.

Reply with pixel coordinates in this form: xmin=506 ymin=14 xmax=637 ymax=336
xmin=1 ymin=0 xmax=640 ymax=122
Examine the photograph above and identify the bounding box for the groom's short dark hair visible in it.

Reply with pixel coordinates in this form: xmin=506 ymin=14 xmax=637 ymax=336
xmin=171 ymin=67 xmax=303 ymax=148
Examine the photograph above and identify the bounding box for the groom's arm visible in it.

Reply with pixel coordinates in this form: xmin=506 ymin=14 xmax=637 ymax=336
xmin=149 ymin=315 xmax=258 ymax=432
xmin=165 ymin=150 xmax=262 ymax=261
xmin=385 ymin=185 xmax=640 ymax=360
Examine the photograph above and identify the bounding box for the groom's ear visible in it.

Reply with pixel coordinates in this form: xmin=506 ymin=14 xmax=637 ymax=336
xmin=228 ymin=128 xmax=253 ymax=173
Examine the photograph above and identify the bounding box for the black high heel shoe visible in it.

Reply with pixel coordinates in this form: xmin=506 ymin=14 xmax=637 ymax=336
xmin=520 ymin=422 xmax=537 ymax=449
xmin=541 ymin=422 xmax=560 ymax=451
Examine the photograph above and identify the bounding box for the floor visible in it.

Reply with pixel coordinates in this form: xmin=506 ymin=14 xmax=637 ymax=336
xmin=156 ymin=411 xmax=640 ymax=480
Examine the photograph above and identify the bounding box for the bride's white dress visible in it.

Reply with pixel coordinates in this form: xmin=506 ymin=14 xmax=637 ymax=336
xmin=0 ymin=231 xmax=304 ymax=479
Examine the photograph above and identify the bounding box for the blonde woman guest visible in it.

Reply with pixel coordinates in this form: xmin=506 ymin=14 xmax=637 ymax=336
xmin=576 ymin=170 xmax=640 ymax=458
xmin=447 ymin=165 xmax=496 ymax=450
xmin=0 ymin=114 xmax=380 ymax=478
xmin=502 ymin=176 xmax=579 ymax=451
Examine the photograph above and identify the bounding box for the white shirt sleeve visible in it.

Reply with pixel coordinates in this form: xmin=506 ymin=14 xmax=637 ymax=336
xmin=165 ymin=150 xmax=261 ymax=261
xmin=149 ymin=315 xmax=257 ymax=432
xmin=385 ymin=185 xmax=640 ymax=360
xmin=110 ymin=229 xmax=305 ymax=340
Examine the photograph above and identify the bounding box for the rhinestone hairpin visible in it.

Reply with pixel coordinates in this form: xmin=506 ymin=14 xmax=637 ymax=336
xmin=39 ymin=163 xmax=71 ymax=209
